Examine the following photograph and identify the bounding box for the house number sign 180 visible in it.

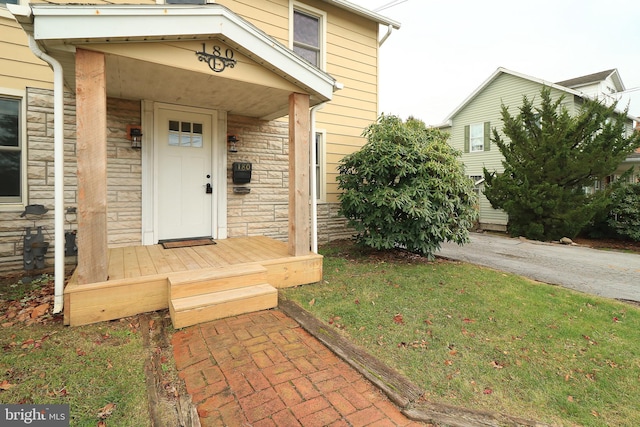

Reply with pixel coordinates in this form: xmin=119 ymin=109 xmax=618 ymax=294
xmin=195 ymin=43 xmax=237 ymax=73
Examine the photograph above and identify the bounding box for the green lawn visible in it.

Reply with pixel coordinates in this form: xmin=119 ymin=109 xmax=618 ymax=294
xmin=0 ymin=275 xmax=150 ymax=426
xmin=281 ymin=241 xmax=640 ymax=427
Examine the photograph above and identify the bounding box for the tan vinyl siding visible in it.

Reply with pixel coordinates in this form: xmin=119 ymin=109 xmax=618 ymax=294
xmin=0 ymin=17 xmax=52 ymax=90
xmin=217 ymin=0 xmax=379 ymax=203
xmin=316 ymin=1 xmax=379 ymax=202
xmin=216 ymin=0 xmax=290 ymax=45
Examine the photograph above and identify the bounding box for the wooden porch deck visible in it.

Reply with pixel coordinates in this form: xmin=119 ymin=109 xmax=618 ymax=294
xmin=64 ymin=236 xmax=323 ymax=326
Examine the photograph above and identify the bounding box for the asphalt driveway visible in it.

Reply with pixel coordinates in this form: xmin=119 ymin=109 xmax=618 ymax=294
xmin=436 ymin=233 xmax=640 ymax=303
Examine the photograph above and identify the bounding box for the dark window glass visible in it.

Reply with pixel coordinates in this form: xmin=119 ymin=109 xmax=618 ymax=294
xmin=0 ymin=98 xmax=20 ymax=200
xmin=0 ymin=0 xmax=20 ymax=5
xmin=0 ymin=152 xmax=20 ymax=197
xmin=0 ymin=98 xmax=19 ymax=147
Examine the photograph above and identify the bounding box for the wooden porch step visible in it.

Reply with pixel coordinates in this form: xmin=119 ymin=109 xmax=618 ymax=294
xmin=168 ymin=264 xmax=277 ymax=329
xmin=168 ymin=263 xmax=268 ymax=299
xmin=169 ymin=284 xmax=278 ymax=329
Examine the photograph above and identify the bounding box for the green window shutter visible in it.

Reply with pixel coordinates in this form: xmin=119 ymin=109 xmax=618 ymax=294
xmin=483 ymin=121 xmax=491 ymax=151
xmin=464 ymin=125 xmax=470 ymax=153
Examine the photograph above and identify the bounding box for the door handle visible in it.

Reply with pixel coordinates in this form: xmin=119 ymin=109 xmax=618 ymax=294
xmin=206 ymin=183 xmax=212 ymax=194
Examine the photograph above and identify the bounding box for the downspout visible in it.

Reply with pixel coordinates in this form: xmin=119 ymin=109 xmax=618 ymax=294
xmin=379 ymin=24 xmax=393 ymax=47
xmin=28 ymin=35 xmax=65 ymax=314
xmin=309 ymin=102 xmax=326 ymax=254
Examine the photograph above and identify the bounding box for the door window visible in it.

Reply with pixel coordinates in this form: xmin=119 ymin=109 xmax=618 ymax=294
xmin=168 ymin=120 xmax=203 ymax=148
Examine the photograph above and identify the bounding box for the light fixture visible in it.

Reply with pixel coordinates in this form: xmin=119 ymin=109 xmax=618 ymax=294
xmin=227 ymin=134 xmax=239 ymax=153
xmin=127 ymin=125 xmax=143 ymax=149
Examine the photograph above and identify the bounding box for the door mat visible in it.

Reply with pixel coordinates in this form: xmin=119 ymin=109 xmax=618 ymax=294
xmin=160 ymin=237 xmax=216 ymax=249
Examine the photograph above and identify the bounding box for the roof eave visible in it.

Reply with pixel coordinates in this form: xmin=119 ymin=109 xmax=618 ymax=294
xmin=323 ymin=0 xmax=401 ymax=29
xmin=10 ymin=4 xmax=336 ymax=102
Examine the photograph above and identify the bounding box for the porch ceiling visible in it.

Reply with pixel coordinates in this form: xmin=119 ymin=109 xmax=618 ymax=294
xmin=10 ymin=3 xmax=337 ymax=119
xmin=49 ymin=49 xmax=299 ymax=118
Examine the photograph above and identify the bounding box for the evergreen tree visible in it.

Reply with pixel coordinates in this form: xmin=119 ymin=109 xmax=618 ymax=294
xmin=337 ymin=115 xmax=478 ymax=258
xmin=483 ymin=87 xmax=640 ymax=241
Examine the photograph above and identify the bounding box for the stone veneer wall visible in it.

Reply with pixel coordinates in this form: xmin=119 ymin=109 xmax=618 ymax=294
xmin=0 ymin=88 xmax=142 ymax=274
xmin=0 ymin=101 xmax=354 ymax=274
xmin=225 ymin=114 xmax=354 ymax=246
xmin=226 ymin=115 xmax=290 ymax=239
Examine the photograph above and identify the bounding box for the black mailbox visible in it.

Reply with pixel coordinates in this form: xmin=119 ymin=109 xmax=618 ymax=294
xmin=232 ymin=162 xmax=252 ymax=184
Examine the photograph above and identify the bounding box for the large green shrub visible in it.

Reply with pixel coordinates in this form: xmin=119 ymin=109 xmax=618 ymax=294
xmin=607 ymin=180 xmax=640 ymax=241
xmin=337 ymin=115 xmax=478 ymax=258
xmin=484 ymin=87 xmax=640 ymax=241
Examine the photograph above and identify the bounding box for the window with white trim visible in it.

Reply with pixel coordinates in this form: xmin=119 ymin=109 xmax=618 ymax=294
xmin=464 ymin=122 xmax=490 ymax=153
xmin=313 ymin=130 xmax=326 ymax=201
xmin=0 ymin=0 xmax=19 ymax=6
xmin=469 ymin=123 xmax=484 ymax=152
xmin=0 ymin=97 xmax=22 ymax=204
xmin=292 ymin=3 xmax=325 ymax=69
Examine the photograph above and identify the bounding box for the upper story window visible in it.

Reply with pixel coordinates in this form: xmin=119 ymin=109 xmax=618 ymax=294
xmin=0 ymin=0 xmax=19 ymax=5
xmin=0 ymin=97 xmax=22 ymax=204
xmin=292 ymin=4 xmax=326 ymax=69
xmin=464 ymin=122 xmax=491 ymax=153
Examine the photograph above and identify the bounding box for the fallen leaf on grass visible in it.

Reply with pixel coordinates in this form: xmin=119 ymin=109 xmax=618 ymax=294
xmin=97 ymin=403 xmax=116 ymax=419
xmin=21 ymin=339 xmax=35 ymax=349
xmin=308 ymin=298 xmax=315 ymax=306
xmin=483 ymin=388 xmax=493 ymax=395
xmin=462 ymin=318 xmax=475 ymax=323
xmin=567 ymin=395 xmax=574 ymax=402
xmin=31 ymin=303 xmax=50 ymax=319
xmin=76 ymin=348 xmax=86 ymax=356
xmin=393 ymin=314 xmax=404 ymax=325
xmin=0 ymin=380 xmax=15 ymax=390
xmin=490 ymin=361 xmax=504 ymax=369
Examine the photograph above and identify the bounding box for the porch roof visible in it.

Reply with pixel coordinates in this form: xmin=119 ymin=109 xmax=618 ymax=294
xmin=9 ymin=3 xmax=338 ymax=119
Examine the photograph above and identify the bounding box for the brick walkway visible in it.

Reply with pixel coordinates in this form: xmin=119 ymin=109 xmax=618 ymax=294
xmin=172 ymin=309 xmax=425 ymax=426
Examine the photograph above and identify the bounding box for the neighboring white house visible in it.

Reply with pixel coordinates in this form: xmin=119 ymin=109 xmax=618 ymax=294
xmin=437 ymin=67 xmax=639 ymax=232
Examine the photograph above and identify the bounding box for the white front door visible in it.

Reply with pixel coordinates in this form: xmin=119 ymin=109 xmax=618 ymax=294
xmin=156 ymin=107 xmax=214 ymax=240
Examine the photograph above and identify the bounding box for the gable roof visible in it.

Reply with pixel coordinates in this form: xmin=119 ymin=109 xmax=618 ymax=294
xmin=440 ymin=67 xmax=584 ymax=125
xmin=440 ymin=67 xmax=635 ymax=126
xmin=556 ymin=69 xmax=625 ymax=92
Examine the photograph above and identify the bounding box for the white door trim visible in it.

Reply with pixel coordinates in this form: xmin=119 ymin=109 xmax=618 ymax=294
xmin=141 ymin=102 xmax=227 ymax=244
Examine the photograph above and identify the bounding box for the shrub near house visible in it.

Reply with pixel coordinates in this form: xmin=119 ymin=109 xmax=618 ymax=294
xmin=337 ymin=115 xmax=478 ymax=258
